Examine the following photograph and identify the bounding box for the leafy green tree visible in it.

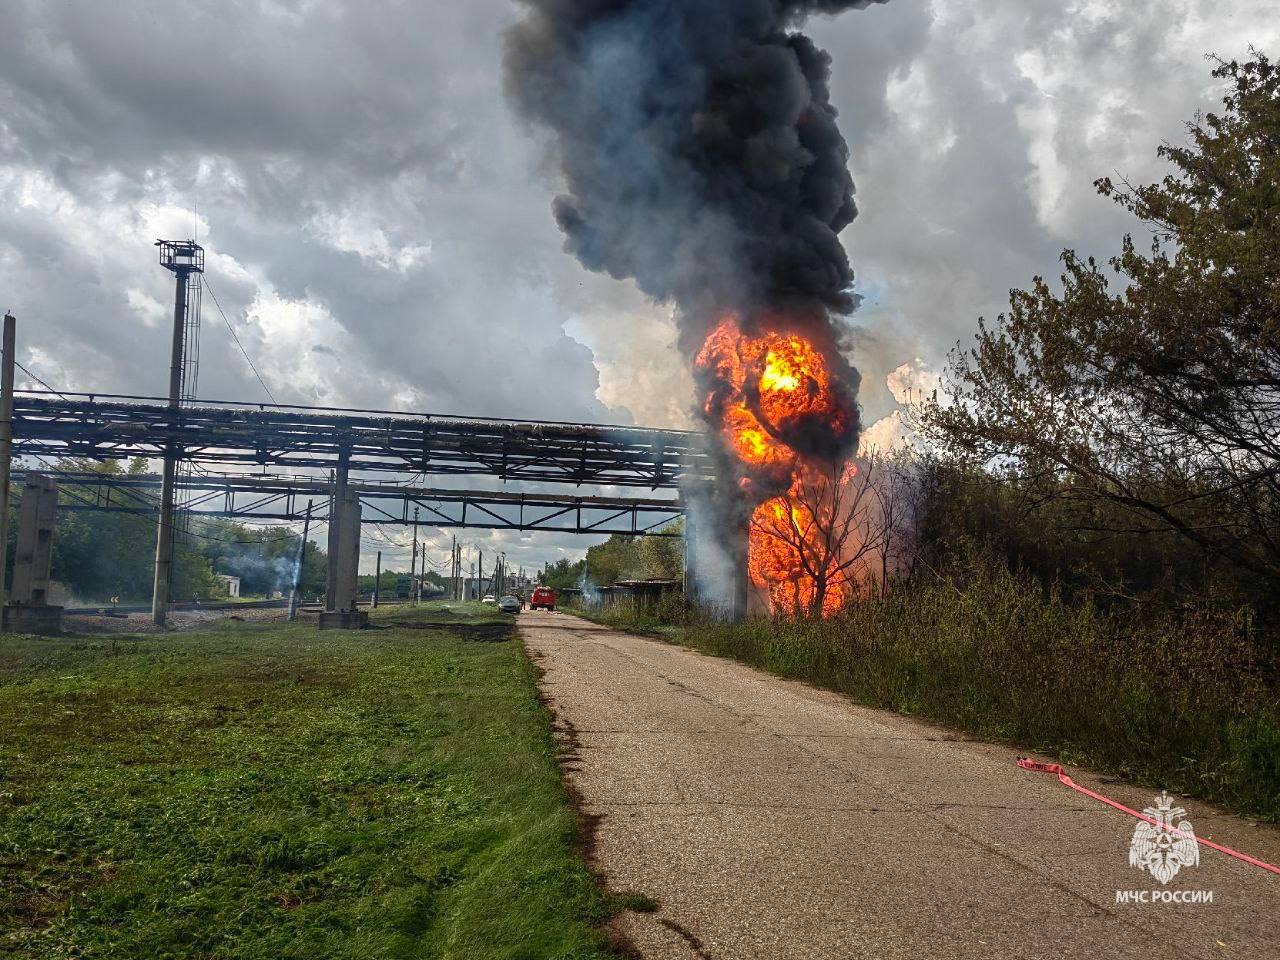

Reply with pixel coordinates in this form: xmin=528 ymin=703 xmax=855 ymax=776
xmin=50 ymin=460 xmax=157 ymax=601
xmin=924 ymin=52 xmax=1280 ymax=584
xmin=636 ymin=519 xmax=684 ymax=580
xmin=540 ymin=558 xmax=585 ymax=589
xmin=14 ymin=457 xmax=326 ymax=603
xmin=583 ymin=535 xmax=634 ymax=585
xmin=356 ymin=568 xmax=446 ymax=599
xmin=577 ymin=524 xmax=685 ymax=586
xmin=201 ymin=519 xmax=299 ymax=597
xmin=298 ymin=540 xmax=327 ymax=599
xmin=47 ymin=458 xmax=215 ymax=602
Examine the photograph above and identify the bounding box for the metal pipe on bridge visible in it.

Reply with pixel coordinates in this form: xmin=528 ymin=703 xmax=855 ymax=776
xmin=20 ymin=470 xmax=686 ymax=537
xmin=11 ymin=394 xmax=713 ymax=489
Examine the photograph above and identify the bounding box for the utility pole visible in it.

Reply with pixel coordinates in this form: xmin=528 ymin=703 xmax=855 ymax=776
xmin=478 ymin=550 xmax=484 ymax=598
xmin=288 ymin=500 xmax=313 ymax=621
xmin=373 ymin=550 xmax=381 ymax=608
xmin=410 ymin=507 xmax=419 ymax=606
xmin=451 ymin=535 xmax=458 ymax=601
xmin=0 ymin=313 xmax=15 ymax=606
xmin=151 ymin=240 xmax=203 ymax=625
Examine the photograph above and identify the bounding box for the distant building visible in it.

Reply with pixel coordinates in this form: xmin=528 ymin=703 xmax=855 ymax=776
xmin=216 ymin=574 xmax=241 ymax=598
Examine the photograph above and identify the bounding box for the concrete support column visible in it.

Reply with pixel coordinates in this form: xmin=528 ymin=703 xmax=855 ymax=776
xmin=325 ymin=454 xmax=349 ymax=612
xmin=320 ymin=471 xmax=367 ymax=629
xmin=4 ymin=473 xmax=63 ymax=634
xmin=330 ymin=489 xmax=361 ymax=612
xmin=0 ymin=312 xmax=16 ymax=607
xmin=151 ymin=269 xmax=189 ymax=626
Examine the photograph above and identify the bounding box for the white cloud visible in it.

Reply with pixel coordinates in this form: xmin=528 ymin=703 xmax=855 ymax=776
xmin=308 ymin=209 xmax=432 ymax=272
xmin=858 ymin=360 xmax=942 ymax=455
xmin=859 ymin=410 xmax=909 ymax=455
xmin=885 ymin=359 xmax=941 ymax=407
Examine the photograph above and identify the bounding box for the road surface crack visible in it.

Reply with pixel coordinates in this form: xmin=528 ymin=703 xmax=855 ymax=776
xmin=658 ymin=917 xmax=715 ymax=959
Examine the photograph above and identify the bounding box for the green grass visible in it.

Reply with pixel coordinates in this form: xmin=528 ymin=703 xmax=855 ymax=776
xmin=0 ymin=602 xmax=632 ymax=958
xmin=573 ymin=561 xmax=1280 ymax=823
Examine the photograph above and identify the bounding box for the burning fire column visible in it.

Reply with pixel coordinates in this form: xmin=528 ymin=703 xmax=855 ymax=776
xmin=695 ymin=313 xmax=861 ymax=618
xmin=507 ymin=1 xmax=879 ymax=616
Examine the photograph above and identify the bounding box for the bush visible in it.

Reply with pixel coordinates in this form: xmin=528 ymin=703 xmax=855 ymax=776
xmin=662 ymin=552 xmax=1280 ymax=821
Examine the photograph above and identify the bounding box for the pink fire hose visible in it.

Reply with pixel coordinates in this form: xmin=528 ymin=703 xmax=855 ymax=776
xmin=1017 ymin=758 xmax=1280 ymax=877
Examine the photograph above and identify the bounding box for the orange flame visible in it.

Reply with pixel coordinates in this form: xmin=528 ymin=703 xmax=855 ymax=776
xmin=695 ymin=314 xmax=858 ymax=617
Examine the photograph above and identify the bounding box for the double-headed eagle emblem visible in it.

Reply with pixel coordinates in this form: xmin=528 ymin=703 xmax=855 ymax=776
xmin=1129 ymin=791 xmax=1200 ymax=884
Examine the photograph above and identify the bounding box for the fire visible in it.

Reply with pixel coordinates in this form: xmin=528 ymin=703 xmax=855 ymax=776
xmin=695 ymin=313 xmax=859 ymax=617
xmin=746 ymin=466 xmax=854 ymax=618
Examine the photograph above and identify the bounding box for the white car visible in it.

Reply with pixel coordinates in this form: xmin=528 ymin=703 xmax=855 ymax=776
xmin=481 ymin=594 xmax=496 ymax=604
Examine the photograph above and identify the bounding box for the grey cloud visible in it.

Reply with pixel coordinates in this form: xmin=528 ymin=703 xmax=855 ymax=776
xmin=811 ymin=0 xmax=1277 ymax=421
xmin=1 ymin=0 xmax=1274 ymax=569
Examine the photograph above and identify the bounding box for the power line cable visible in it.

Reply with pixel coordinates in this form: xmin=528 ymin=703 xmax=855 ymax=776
xmin=201 ymin=276 xmax=278 ymax=404
xmin=14 ymin=361 xmax=71 ymax=401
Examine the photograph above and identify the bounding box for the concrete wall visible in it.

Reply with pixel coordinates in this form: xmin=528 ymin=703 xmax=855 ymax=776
xmin=11 ymin=474 xmax=58 ymax=606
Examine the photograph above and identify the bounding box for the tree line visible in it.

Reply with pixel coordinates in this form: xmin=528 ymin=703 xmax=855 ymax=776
xmin=539 ymin=520 xmax=685 ymax=590
xmin=915 ymin=52 xmax=1280 ymax=628
xmin=10 ymin=458 xmax=329 ymax=603
xmin=739 ymin=52 xmax=1280 ymax=634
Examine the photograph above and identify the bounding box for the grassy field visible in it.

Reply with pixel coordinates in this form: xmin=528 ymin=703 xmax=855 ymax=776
xmin=0 ymin=603 xmax=636 ymax=959
xmin=568 ymin=562 xmax=1280 ymax=824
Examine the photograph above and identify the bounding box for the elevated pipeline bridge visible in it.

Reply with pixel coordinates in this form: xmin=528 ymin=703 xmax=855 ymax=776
xmin=8 ymin=391 xmax=714 ymax=626
xmin=13 ymin=393 xmax=714 ymax=489
xmin=24 ymin=470 xmax=685 ymax=537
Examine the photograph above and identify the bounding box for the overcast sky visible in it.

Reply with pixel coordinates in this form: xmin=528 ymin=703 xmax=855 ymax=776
xmin=1 ymin=0 xmax=1275 ymax=574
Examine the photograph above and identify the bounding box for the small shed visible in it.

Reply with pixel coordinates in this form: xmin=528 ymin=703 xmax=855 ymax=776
xmin=600 ymin=579 xmax=681 ymax=611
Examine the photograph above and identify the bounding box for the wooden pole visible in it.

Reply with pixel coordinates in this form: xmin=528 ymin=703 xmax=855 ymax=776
xmin=288 ymin=500 xmax=313 ymax=621
xmin=0 ymin=313 xmax=15 ymax=606
xmin=410 ymin=507 xmax=419 ymax=606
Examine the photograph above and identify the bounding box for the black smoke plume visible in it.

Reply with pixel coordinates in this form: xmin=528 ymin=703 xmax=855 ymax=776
xmin=506 ymin=0 xmax=883 ymax=610
xmin=505 ymin=0 xmax=884 ymax=355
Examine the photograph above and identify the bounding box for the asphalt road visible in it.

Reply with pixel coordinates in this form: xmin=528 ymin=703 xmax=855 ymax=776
xmin=522 ymin=611 xmax=1280 ymax=960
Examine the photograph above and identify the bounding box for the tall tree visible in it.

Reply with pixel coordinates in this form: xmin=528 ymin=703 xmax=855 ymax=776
xmin=750 ymin=459 xmax=885 ymax=617
xmin=923 ymin=53 xmax=1280 ymax=583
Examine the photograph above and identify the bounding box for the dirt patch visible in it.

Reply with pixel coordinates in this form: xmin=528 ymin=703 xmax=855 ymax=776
xmin=62 ymin=607 xmax=294 ymax=635
xmin=374 ymin=619 xmax=515 ymax=642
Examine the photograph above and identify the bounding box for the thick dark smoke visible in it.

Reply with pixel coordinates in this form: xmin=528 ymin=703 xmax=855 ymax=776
xmin=505 ymin=0 xmax=885 ymax=352
xmin=507 ymin=0 xmax=882 ymax=611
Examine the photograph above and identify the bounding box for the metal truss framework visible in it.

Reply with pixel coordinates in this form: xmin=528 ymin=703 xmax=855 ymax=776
xmin=14 ymin=394 xmax=713 ymax=489
xmin=26 ymin=471 xmax=686 ymax=537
